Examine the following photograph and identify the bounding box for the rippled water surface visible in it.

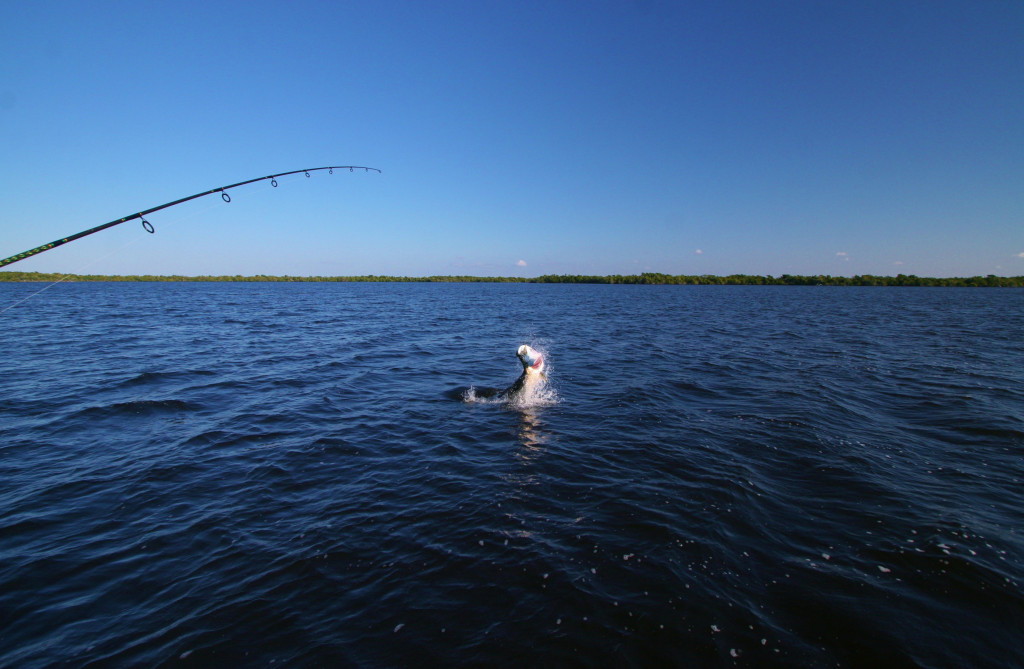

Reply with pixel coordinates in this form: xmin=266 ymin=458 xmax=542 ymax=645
xmin=2 ymin=282 xmax=1023 ymax=667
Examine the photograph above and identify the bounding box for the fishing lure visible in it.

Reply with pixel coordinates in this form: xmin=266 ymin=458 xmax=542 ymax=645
xmin=0 ymin=166 xmax=380 ymax=268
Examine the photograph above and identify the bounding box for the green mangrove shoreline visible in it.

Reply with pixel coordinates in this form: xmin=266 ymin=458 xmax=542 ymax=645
xmin=2 ymin=271 xmax=1023 ymax=287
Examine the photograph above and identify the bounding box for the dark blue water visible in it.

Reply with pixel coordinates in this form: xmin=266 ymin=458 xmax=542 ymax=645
xmin=2 ymin=282 xmax=1022 ymax=667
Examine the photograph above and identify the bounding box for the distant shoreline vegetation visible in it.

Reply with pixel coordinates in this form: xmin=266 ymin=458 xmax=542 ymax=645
xmin=2 ymin=271 xmax=1023 ymax=287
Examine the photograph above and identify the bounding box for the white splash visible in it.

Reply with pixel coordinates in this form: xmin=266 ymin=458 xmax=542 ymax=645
xmin=507 ymin=343 xmax=558 ymax=409
xmin=462 ymin=343 xmax=559 ymax=409
xmin=506 ymin=375 xmax=558 ymax=410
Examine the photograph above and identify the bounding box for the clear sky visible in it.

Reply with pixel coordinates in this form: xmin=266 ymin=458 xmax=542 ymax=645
xmin=1 ymin=1 xmax=1021 ymax=277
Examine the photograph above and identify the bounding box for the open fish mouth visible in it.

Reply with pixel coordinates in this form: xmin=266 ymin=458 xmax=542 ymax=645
xmin=517 ymin=344 xmax=544 ymax=371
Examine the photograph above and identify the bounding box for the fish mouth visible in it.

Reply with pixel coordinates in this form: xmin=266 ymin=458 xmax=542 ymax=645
xmin=517 ymin=345 xmax=544 ymax=370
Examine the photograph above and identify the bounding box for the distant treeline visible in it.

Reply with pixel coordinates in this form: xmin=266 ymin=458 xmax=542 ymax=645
xmin=2 ymin=271 xmax=1023 ymax=287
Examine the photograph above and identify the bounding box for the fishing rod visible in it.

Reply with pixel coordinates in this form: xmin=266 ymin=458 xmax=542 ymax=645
xmin=0 ymin=165 xmax=381 ymax=269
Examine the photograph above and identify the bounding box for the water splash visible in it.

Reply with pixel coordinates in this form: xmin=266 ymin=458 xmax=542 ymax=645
xmin=460 ymin=382 xmax=558 ymax=408
xmin=462 ymin=343 xmax=559 ymax=409
xmin=506 ymin=374 xmax=558 ymax=410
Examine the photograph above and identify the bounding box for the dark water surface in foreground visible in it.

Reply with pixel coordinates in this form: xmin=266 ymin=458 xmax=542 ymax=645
xmin=2 ymin=283 xmax=1022 ymax=667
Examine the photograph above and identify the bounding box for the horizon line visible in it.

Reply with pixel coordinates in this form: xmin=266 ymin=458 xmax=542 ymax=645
xmin=1 ymin=271 xmax=1022 ymax=287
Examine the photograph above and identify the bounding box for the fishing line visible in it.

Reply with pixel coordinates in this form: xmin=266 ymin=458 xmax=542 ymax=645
xmin=0 ymin=275 xmax=72 ymax=315
xmin=0 ymin=165 xmax=381 ymax=269
xmin=0 ymin=197 xmax=228 ymax=314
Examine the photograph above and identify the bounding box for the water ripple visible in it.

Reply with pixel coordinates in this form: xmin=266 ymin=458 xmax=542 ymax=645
xmin=1 ymin=283 xmax=1022 ymax=667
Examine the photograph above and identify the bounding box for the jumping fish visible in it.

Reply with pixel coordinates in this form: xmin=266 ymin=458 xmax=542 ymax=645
xmin=498 ymin=345 xmax=546 ymax=401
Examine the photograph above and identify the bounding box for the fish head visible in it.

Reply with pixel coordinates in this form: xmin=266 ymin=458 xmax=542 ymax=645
xmin=517 ymin=344 xmax=545 ymax=373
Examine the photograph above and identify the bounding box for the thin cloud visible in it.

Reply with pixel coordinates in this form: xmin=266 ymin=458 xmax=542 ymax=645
xmin=1016 ymin=252 xmax=1024 ymax=258
xmin=836 ymin=252 xmax=848 ymax=256
xmin=694 ymin=249 xmax=703 ymax=255
xmin=516 ymin=259 xmax=528 ymax=267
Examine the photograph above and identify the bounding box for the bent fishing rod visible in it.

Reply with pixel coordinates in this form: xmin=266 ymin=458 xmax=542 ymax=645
xmin=0 ymin=165 xmax=381 ymax=269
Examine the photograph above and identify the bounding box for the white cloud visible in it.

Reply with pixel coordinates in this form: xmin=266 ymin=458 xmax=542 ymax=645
xmin=1016 ymin=252 xmax=1024 ymax=258
xmin=894 ymin=261 xmax=904 ymax=266
xmin=836 ymin=251 xmax=848 ymax=256
xmin=694 ymin=249 xmax=703 ymax=255
xmin=515 ymin=259 xmax=527 ymax=267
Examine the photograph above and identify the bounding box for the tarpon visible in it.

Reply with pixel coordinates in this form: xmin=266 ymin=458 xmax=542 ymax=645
xmin=498 ymin=345 xmax=546 ymax=401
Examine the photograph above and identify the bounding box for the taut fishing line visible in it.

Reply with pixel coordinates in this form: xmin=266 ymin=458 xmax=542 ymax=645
xmin=0 ymin=197 xmax=225 ymax=315
xmin=0 ymin=165 xmax=380 ymax=312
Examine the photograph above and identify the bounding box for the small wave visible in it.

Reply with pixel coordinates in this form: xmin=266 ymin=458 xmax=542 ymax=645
xmin=116 ymin=370 xmax=216 ymax=389
xmin=70 ymin=399 xmax=200 ymax=419
xmin=180 ymin=428 xmax=295 ymax=452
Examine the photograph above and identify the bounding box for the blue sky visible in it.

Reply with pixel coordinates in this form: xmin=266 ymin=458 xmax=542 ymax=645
xmin=1 ymin=1 xmax=1021 ymax=277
